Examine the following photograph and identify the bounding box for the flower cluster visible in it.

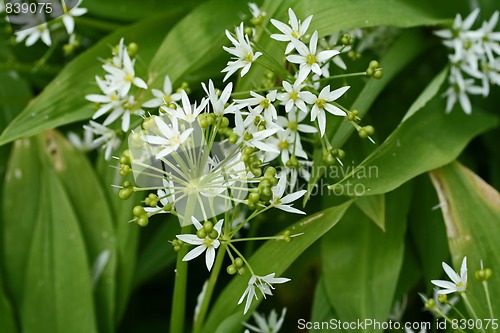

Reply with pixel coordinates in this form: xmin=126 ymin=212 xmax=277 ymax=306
xmin=78 ymin=38 xmax=148 ymax=159
xmin=114 ymin=4 xmax=380 ymax=318
xmin=12 ymin=0 xmax=87 ymax=47
xmin=436 ymin=9 xmax=500 ymax=114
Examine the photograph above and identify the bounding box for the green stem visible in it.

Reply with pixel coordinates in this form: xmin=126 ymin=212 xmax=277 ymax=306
xmin=170 ymin=225 xmax=190 ymax=333
xmin=170 ymin=195 xmax=197 ymax=333
xmin=482 ymin=281 xmax=496 ymax=333
xmin=192 ymin=244 xmax=227 ymax=333
xmin=229 ymin=235 xmax=282 ymax=243
xmin=315 ymin=71 xmax=367 ymax=83
xmin=462 ymin=293 xmax=487 ymax=333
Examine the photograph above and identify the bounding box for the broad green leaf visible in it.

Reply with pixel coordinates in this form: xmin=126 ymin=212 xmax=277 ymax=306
xmin=429 ymin=162 xmax=500 ymax=311
xmin=355 ymin=194 xmax=385 ymax=231
xmin=133 ymin=218 xmax=178 ymax=286
xmin=408 ymin=175 xmax=449 ymax=289
xmin=0 ymin=272 xmax=17 ymax=333
xmin=304 ymin=30 xmax=429 ymax=203
xmin=330 ymin=97 xmax=498 ymax=196
xmin=0 ymin=13 xmax=186 ymax=146
xmin=402 ymin=65 xmax=449 ymax=122
xmin=310 ymin=277 xmax=337 ymax=333
xmin=2 ymin=138 xmax=42 ymax=302
xmin=294 ymin=0 xmax=449 ymax=35
xmin=0 ymin=71 xmax=32 ymax=183
xmin=84 ymin=0 xmax=202 ymax=22
xmin=40 ymin=131 xmax=117 ymax=333
xmin=321 ymin=185 xmax=412 ymax=333
xmin=147 ymin=0 xmax=248 ymax=88
xmin=0 ymin=74 xmax=32 ymax=328
xmin=203 ymin=200 xmax=354 ymax=333
xmin=21 ymin=170 xmax=97 ymax=333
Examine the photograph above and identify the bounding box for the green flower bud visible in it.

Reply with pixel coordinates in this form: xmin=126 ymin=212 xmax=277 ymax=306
xmin=203 ymin=221 xmax=214 ymax=233
xmin=424 ymin=298 xmax=435 ymax=309
xmin=366 ymin=67 xmax=374 ymax=76
xmin=260 ymin=187 xmax=272 ymax=200
xmin=373 ymin=69 xmax=383 ymax=79
xmin=251 ymin=167 xmax=262 ymax=177
xmin=128 ymin=42 xmax=139 ymax=57
xmin=119 ymin=188 xmax=133 ymax=200
xmin=364 ymin=125 xmax=375 ymax=136
xmin=137 ymin=215 xmax=149 ymax=227
xmin=196 ymin=229 xmax=207 ymax=239
xmin=475 ymin=268 xmax=493 ymax=281
xmin=248 ymin=192 xmax=260 ymax=203
xmin=369 ymin=60 xmax=379 ymax=69
xmin=265 ymin=166 xmax=277 ymax=177
xmin=120 ymin=164 xmax=131 ymax=176
xmin=288 ymin=155 xmax=300 ymax=168
xmin=227 ymin=264 xmax=237 ymax=275
xmin=220 ymin=116 xmax=229 ymax=128
xmin=228 ymin=133 xmax=238 ymax=143
xmin=234 ymin=257 xmax=244 ymax=268
xmin=259 ymin=179 xmax=272 ymax=188
xmin=322 ymin=153 xmax=335 ymax=166
xmin=244 ymin=26 xmax=254 ymax=36
xmin=209 ymin=229 xmax=219 ymax=239
xmin=133 ymin=205 xmax=146 ymax=217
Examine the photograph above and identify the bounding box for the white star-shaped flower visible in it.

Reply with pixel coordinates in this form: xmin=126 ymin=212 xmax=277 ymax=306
xmin=269 ymin=175 xmax=306 ymax=214
xmin=270 ymin=8 xmax=313 ymax=54
xmin=141 ymin=116 xmax=194 ymax=159
xmin=277 ymin=79 xmax=315 ymax=113
xmin=83 ymin=121 xmax=121 ymax=160
xmin=286 ymin=31 xmax=339 ymax=83
xmin=238 ymin=273 xmax=290 ymax=314
xmin=235 ymin=90 xmax=278 ymax=121
xmin=143 ymin=75 xmax=181 ymax=108
xmin=202 ymin=80 xmax=236 ymax=115
xmin=170 ymin=91 xmax=208 ymax=123
xmin=15 ymin=22 xmax=51 ymax=47
xmin=302 ymin=85 xmax=349 ymax=136
xmin=431 ymin=256 xmax=467 ymax=294
xmin=222 ymin=23 xmax=262 ymax=81
xmin=443 ymin=69 xmax=483 ymax=114
xmin=60 ymin=0 xmax=88 ymax=35
xmin=102 ymin=50 xmax=148 ymax=97
xmin=176 ymin=216 xmax=223 ymax=271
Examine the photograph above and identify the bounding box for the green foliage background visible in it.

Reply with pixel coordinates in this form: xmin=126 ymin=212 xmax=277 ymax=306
xmin=0 ymin=0 xmax=499 ymax=332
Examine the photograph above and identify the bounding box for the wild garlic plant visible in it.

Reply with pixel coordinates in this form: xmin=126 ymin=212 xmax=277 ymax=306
xmin=95 ymin=5 xmax=383 ymax=331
